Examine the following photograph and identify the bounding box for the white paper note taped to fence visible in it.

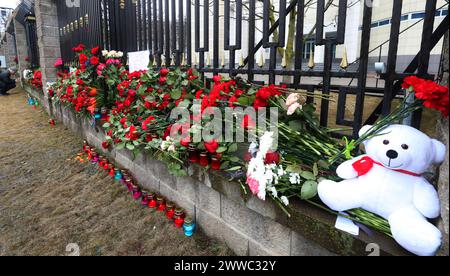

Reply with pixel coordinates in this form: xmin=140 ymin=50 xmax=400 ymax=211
xmin=335 ymin=212 xmax=360 ymax=236
xmin=128 ymin=50 xmax=150 ymax=73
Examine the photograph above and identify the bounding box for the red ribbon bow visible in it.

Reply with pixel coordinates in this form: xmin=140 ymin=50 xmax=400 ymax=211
xmin=352 ymin=156 xmax=421 ymax=177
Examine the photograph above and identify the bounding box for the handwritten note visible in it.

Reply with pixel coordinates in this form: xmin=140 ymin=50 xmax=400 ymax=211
xmin=128 ymin=50 xmax=150 ymax=73
xmin=335 ymin=212 xmax=360 ymax=236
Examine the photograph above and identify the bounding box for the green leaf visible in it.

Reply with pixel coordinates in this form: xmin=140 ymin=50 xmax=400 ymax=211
xmin=116 ymin=143 xmax=125 ymax=150
xmin=226 ymin=166 xmax=242 ymax=172
xmin=228 ymin=143 xmax=238 ymax=153
xmin=102 ymin=123 xmax=111 ymax=128
xmin=286 ymin=164 xmax=302 ymax=173
xmin=228 ymin=156 xmax=240 ymax=163
xmin=313 ymin=163 xmax=319 ymax=177
xmin=126 ymin=143 xmax=135 ymax=151
xmin=288 ymin=120 xmax=303 ymax=131
xmin=300 ymin=171 xmax=316 ymax=180
xmin=238 ymin=97 xmax=249 ymax=106
xmin=317 ymin=160 xmax=330 ymax=169
xmin=301 ymin=181 xmax=318 ymax=200
xmin=216 ymin=147 xmax=228 ymax=153
xmin=171 ymin=89 xmax=182 ymax=100
xmin=132 ymin=140 xmax=140 ymax=146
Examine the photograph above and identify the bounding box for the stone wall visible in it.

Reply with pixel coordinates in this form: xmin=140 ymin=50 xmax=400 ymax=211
xmin=35 ymin=0 xmax=61 ymax=88
xmin=13 ymin=19 xmax=28 ymax=82
xmin=437 ymin=31 xmax=449 ymax=256
xmin=0 ymin=32 xmax=17 ymax=69
xmin=24 ymin=84 xmax=413 ymax=256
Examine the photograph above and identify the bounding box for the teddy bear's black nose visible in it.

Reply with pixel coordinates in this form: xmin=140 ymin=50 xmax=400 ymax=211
xmin=386 ymin=150 xmax=398 ymax=159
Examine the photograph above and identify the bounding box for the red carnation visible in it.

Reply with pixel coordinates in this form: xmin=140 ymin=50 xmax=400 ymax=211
xmin=79 ymin=53 xmax=88 ymax=65
xmin=204 ymin=140 xmax=219 ymax=153
xmin=265 ymin=151 xmax=280 ymax=164
xmin=160 ymin=68 xmax=170 ymax=77
xmin=90 ymin=56 xmax=100 ymax=66
xmin=213 ymin=75 xmax=222 ymax=84
xmin=91 ymin=46 xmax=100 ymax=55
xmin=102 ymin=141 xmax=110 ymax=149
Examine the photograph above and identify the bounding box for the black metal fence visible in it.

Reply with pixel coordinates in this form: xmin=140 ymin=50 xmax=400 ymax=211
xmin=55 ymin=0 xmax=449 ymax=137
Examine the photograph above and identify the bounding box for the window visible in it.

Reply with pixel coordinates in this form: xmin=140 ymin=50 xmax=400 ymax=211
xmin=442 ymin=9 xmax=448 ymax=16
xmin=378 ymin=19 xmax=390 ymax=26
xmin=303 ymin=39 xmax=315 ymax=60
xmin=371 ymin=22 xmax=379 ymax=28
xmin=401 ymin=14 xmax=409 ymax=21
xmin=411 ymin=12 xmax=425 ymax=19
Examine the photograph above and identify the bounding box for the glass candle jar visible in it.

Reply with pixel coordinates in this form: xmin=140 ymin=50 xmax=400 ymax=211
xmin=183 ymin=217 xmax=196 ymax=237
xmin=148 ymin=193 xmax=157 ymax=209
xmin=199 ymin=152 xmax=209 ymax=167
xmin=132 ymin=184 xmax=142 ymax=199
xmin=103 ymin=159 xmax=109 ymax=170
xmin=91 ymin=151 xmax=99 ymax=164
xmin=188 ymin=145 xmax=199 ymax=163
xmin=211 ymin=156 xmax=221 ymax=170
xmin=174 ymin=208 xmax=185 ymax=228
xmin=165 ymin=202 xmax=175 ymax=220
xmin=101 ymin=107 xmax=108 ymax=121
xmin=125 ymin=179 xmax=134 ymax=191
xmin=114 ymin=168 xmax=122 ymax=180
xmin=83 ymin=141 xmax=88 ymax=153
xmin=98 ymin=156 xmax=105 ymax=167
xmin=108 ymin=164 xmax=115 ymax=176
xmin=86 ymin=147 xmax=92 ymax=160
xmin=141 ymin=191 xmax=149 ymax=206
xmin=156 ymin=196 xmax=166 ymax=212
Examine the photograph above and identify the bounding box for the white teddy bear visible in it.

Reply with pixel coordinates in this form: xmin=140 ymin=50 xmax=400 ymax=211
xmin=318 ymin=124 xmax=446 ymax=256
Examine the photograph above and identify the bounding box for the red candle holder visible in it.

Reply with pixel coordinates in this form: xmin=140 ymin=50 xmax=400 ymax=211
xmin=211 ymin=156 xmax=221 ymax=170
xmin=132 ymin=184 xmax=142 ymax=200
xmin=174 ymin=208 xmax=185 ymax=228
xmin=141 ymin=192 xmax=149 ymax=206
xmin=125 ymin=179 xmax=134 ymax=192
xmin=98 ymin=156 xmax=105 ymax=167
xmin=103 ymin=160 xmax=110 ymax=170
xmin=199 ymin=152 xmax=209 ymax=167
xmin=188 ymin=145 xmax=199 ymax=163
xmin=156 ymin=196 xmax=166 ymax=212
xmin=166 ymin=202 xmax=175 ymax=220
xmin=148 ymin=193 xmax=157 ymax=209
xmin=108 ymin=164 xmax=115 ymax=176
xmin=83 ymin=141 xmax=88 ymax=153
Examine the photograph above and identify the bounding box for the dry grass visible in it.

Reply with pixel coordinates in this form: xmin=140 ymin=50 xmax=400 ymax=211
xmin=0 ymin=87 xmax=233 ymax=256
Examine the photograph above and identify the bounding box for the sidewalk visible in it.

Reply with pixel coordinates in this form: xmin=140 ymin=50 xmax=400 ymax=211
xmin=0 ymin=87 xmax=232 ymax=256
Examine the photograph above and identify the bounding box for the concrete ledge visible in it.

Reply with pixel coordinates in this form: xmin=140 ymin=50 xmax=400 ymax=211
xmin=23 ymin=84 xmax=412 ymax=256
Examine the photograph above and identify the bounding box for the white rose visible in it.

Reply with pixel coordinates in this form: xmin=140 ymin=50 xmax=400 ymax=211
xmin=287 ymin=102 xmax=302 ymax=116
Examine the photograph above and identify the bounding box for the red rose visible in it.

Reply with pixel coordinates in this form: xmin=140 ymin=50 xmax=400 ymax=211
xmin=120 ymin=117 xmax=127 ymax=125
xmin=102 ymin=141 xmax=110 ymax=149
xmin=204 ymin=140 xmax=219 ymax=153
xmin=180 ymin=136 xmax=191 ymax=147
xmin=127 ymin=89 xmax=136 ymax=97
xmin=213 ymin=75 xmax=222 ymax=84
xmin=241 ymin=114 xmax=256 ymax=129
xmin=159 ymin=77 xmax=167 ymax=84
xmin=79 ymin=53 xmax=88 ymax=65
xmin=265 ymin=151 xmax=280 ymax=164
xmin=160 ymin=68 xmax=170 ymax=77
xmin=90 ymin=56 xmax=100 ymax=66
xmin=91 ymin=46 xmax=100 ymax=55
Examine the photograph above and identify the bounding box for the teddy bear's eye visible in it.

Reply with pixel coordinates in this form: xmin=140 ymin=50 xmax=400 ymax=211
xmin=383 ymin=140 xmax=390 ymax=145
xmin=402 ymin=144 xmax=409 ymax=150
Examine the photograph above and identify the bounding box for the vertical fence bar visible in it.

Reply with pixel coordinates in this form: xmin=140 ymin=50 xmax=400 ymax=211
xmin=186 ymin=0 xmax=192 ymax=66
xmin=171 ymin=0 xmax=177 ymax=64
xmin=178 ymin=0 xmax=184 ymax=65
xmin=213 ymin=0 xmax=219 ymax=73
xmin=247 ymin=0 xmax=256 ymax=81
xmin=293 ymin=0 xmax=304 ymax=88
xmin=381 ymin=0 xmax=402 ymax=116
xmin=411 ymin=0 xmax=437 ymax=128
xmin=164 ymin=0 xmax=170 ymax=64
xmin=352 ymin=1 xmax=373 ymax=138
xmin=336 ymin=0 xmax=347 ymax=44
xmin=316 ymin=0 xmax=325 ymax=45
